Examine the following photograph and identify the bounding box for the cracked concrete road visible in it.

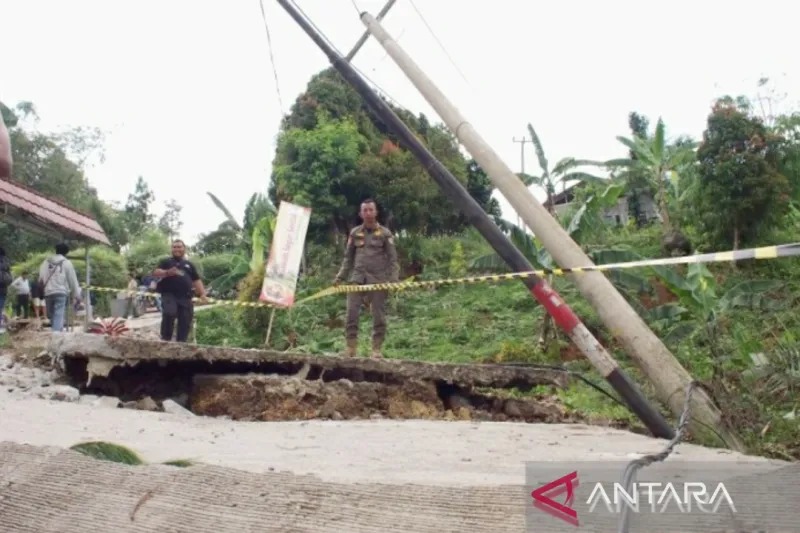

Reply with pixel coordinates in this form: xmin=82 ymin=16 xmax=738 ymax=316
xmin=0 ymin=391 xmax=764 ymax=488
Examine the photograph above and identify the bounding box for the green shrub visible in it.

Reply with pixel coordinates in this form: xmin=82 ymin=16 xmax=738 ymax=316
xmin=125 ymin=229 xmax=170 ymax=276
xmin=236 ymin=262 xmax=269 ymax=336
xmin=195 ymin=253 xmax=247 ymax=296
xmin=448 ymin=241 xmax=467 ymax=278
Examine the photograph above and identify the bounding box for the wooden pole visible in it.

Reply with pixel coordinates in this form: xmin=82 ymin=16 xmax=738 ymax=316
xmin=264 ymin=308 xmax=276 ymax=347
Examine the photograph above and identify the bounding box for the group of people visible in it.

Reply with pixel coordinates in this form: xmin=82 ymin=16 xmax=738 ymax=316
xmin=141 ymin=200 xmax=401 ymax=357
xmin=0 ymin=238 xmax=210 ymax=343
xmin=137 ymin=201 xmax=399 ymax=358
xmin=0 ymin=242 xmax=82 ymax=332
xmin=1 ymin=111 xmax=213 ymax=342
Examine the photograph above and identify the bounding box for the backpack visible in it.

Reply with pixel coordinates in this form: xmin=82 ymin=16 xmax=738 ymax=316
xmin=42 ymin=258 xmax=66 ymax=291
xmin=0 ymin=257 xmax=11 ymax=288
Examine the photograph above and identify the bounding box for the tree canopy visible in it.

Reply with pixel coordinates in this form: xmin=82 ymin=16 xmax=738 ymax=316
xmin=268 ymin=68 xmax=500 ymax=243
xmin=694 ymin=97 xmax=790 ymax=249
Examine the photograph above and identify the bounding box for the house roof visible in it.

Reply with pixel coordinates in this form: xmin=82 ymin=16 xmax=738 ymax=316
xmin=543 ymin=182 xmax=589 ymax=208
xmin=0 ymin=178 xmax=111 ymax=245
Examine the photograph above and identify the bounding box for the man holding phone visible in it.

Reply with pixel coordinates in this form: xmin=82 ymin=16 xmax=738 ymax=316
xmin=153 ymin=239 xmax=208 ymax=342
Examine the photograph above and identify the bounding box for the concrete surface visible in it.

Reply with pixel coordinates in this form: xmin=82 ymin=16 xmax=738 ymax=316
xmin=0 ymin=390 xmax=766 ymax=488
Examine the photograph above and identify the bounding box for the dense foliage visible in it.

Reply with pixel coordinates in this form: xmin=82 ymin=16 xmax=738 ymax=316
xmin=267 ymin=69 xmax=500 ymax=243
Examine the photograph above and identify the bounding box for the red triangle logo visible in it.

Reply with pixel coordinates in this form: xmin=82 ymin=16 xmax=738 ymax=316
xmin=531 ymin=470 xmax=580 ymax=526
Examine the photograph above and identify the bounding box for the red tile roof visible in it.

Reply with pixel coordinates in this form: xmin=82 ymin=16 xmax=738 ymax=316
xmin=0 ymin=178 xmax=111 ymax=245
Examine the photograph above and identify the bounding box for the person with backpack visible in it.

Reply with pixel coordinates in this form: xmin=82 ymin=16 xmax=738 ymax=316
xmin=37 ymin=243 xmax=81 ymax=332
xmin=0 ymin=247 xmax=12 ymax=331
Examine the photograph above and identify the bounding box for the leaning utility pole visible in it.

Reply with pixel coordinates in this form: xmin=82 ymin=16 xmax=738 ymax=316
xmin=345 ymin=0 xmax=396 ymax=62
xmin=358 ymin=12 xmax=742 ymax=450
xmin=276 ymin=0 xmax=674 ymax=440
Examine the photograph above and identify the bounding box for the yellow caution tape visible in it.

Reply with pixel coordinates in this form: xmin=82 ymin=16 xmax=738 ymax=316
xmin=80 ymin=285 xmax=278 ymax=309
xmin=295 ymin=242 xmax=800 ymax=304
xmin=82 ymin=242 xmax=800 ymax=309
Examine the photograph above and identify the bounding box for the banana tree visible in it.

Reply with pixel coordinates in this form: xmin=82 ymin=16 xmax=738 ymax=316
xmin=204 ymin=192 xmax=278 ymax=294
xmin=602 ymin=118 xmax=696 ymax=232
xmin=642 ymin=262 xmax=787 ymax=381
xmin=524 ymin=123 xmax=608 ymax=215
xmin=471 ymin=182 xmax=626 ymax=272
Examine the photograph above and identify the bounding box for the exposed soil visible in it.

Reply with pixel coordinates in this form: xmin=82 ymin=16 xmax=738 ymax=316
xmin=3 ymin=329 xmax=616 ymax=430
xmin=189 ymin=373 xmax=571 ymax=423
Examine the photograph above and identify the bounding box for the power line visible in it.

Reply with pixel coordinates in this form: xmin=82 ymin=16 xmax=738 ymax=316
xmin=258 ymin=0 xmax=285 ymax=115
xmin=286 ymin=0 xmax=412 ymax=113
xmin=407 ymin=0 xmax=472 ymax=87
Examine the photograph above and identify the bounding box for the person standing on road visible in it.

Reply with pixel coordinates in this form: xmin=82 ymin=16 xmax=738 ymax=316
xmin=124 ymin=273 xmax=139 ymax=319
xmin=38 ymin=243 xmax=81 ymax=332
xmin=334 ymin=199 xmax=400 ymax=358
xmin=0 ymin=247 xmax=12 ymax=331
xmin=153 ymin=239 xmax=208 ymax=342
xmin=11 ymin=271 xmax=31 ymax=319
xmin=29 ymin=278 xmax=46 ymax=320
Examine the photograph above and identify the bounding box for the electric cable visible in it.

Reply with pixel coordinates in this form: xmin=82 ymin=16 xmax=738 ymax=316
xmin=258 ymin=0 xmax=286 ymax=114
xmin=407 ymin=0 xmax=472 ymax=87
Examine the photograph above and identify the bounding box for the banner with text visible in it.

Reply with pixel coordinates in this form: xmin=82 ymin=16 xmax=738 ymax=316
xmin=259 ymin=201 xmax=311 ymax=307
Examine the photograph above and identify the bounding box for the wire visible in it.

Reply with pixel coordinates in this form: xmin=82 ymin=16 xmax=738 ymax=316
xmin=286 ymin=0 xmax=413 ymax=113
xmin=500 ymin=362 xmax=627 ymax=408
xmin=258 ymin=0 xmax=285 ymax=115
xmin=407 ymin=0 xmax=472 ymax=88
xmin=350 ymin=0 xmax=361 ymax=16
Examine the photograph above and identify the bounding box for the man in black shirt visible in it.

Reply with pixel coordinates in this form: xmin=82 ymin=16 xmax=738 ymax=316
xmin=153 ymin=239 xmax=208 ymax=342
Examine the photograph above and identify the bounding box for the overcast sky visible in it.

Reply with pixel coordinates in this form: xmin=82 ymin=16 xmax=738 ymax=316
xmin=2 ymin=0 xmax=798 ymax=244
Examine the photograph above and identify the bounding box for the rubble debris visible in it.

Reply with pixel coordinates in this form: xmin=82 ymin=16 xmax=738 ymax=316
xmin=163 ymin=399 xmax=195 ymax=417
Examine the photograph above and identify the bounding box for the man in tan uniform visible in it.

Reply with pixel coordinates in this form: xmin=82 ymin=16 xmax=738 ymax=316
xmin=334 ymin=199 xmax=400 ymax=358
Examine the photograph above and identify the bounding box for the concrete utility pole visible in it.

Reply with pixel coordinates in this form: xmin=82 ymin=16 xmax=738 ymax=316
xmin=345 ymin=0 xmax=397 ymax=62
xmin=276 ymin=0 xmax=674 ymax=439
xmin=512 ymin=136 xmax=528 ymax=174
xmin=512 ymin=136 xmax=529 ymax=228
xmin=359 ymin=12 xmax=743 ymax=450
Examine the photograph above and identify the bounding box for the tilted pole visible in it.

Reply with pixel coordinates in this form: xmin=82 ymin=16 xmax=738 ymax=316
xmin=359 ymin=12 xmax=742 ymax=450
xmin=345 ymin=0 xmax=396 ymax=62
xmin=275 ymin=0 xmax=674 ymax=439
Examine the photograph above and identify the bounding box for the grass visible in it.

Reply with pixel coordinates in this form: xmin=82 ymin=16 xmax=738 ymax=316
xmin=193 ymin=227 xmax=800 ymax=460
xmin=70 ymin=441 xmax=195 ymax=468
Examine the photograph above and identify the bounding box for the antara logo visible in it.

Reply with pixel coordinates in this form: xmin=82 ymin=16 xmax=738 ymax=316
xmin=531 ymin=471 xmax=580 ymax=526
xmin=531 ymin=471 xmax=737 ymax=527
